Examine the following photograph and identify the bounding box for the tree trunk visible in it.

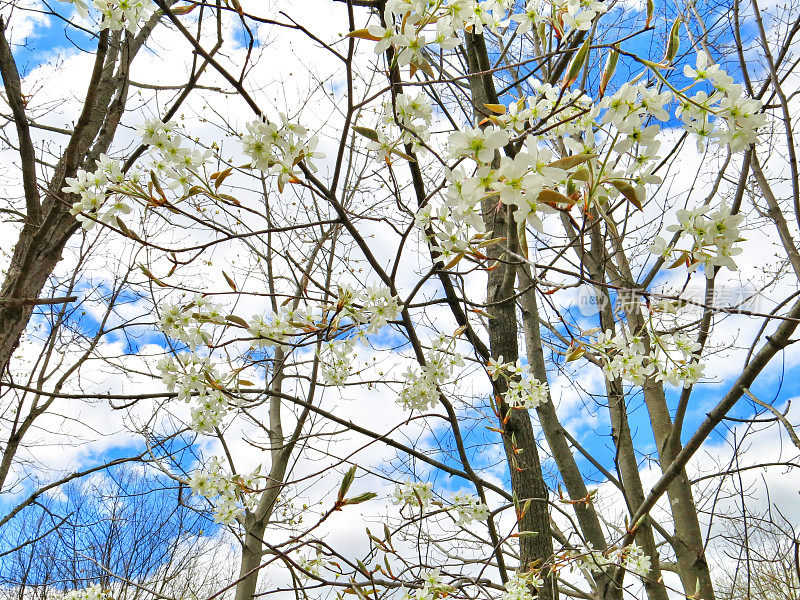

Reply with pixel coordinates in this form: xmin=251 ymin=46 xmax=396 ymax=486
xmin=234 ymin=516 xmax=267 ymax=600
xmin=462 ymin=29 xmax=557 ymax=600
xmin=585 ymin=218 xmax=669 ymax=600
xmin=518 ymin=265 xmax=620 ymax=600
xmin=0 ymin=214 xmax=75 ymax=376
xmin=607 ymin=236 xmax=716 ymax=600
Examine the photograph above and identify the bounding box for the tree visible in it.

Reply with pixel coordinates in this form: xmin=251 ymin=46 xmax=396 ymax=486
xmin=715 ymin=498 xmax=800 ymax=600
xmin=0 ymin=465 xmax=232 ymax=600
xmin=0 ymin=0 xmax=215 ymax=569
xmin=1 ymin=1 xmax=800 ymax=600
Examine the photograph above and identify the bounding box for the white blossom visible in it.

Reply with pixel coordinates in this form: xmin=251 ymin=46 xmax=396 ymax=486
xmin=53 ymin=585 xmax=111 ymax=600
xmin=450 ymin=491 xmax=489 ymax=525
xmin=392 ymin=480 xmax=434 ymax=508
xmin=189 ymin=457 xmax=261 ymax=525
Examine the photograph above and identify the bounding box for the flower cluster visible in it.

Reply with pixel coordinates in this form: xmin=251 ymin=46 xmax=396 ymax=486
xmin=600 ymin=82 xmax=671 ymax=154
xmin=248 ymin=305 xmax=315 ymax=349
xmin=67 ymin=118 xmax=213 ymax=231
xmin=368 ymin=0 xmax=606 ymax=73
xmin=53 ymin=585 xmax=111 ymax=600
xmin=487 ymin=356 xmax=549 ymax=409
xmin=189 ymin=456 xmax=261 ymax=525
xmin=678 ymin=52 xmax=765 ymax=152
xmin=594 ymin=327 xmax=704 ymax=388
xmin=560 ymin=0 xmax=607 ymax=31
xmin=650 ymin=202 xmax=744 ymax=277
xmin=398 ymin=336 xmax=464 ymax=411
xmin=248 ymin=285 xmax=400 ymax=387
xmin=615 ymin=543 xmax=652 ymax=577
xmin=65 ymin=154 xmax=129 ymax=230
xmin=95 ymin=0 xmax=155 ymax=31
xmin=392 ymin=480 xmax=434 ymax=508
xmin=505 ymin=376 xmax=550 ymax=409
xmin=414 ymin=85 xmax=604 ymax=259
xmin=318 ymin=338 xmax=357 ymax=386
xmin=398 ymin=366 xmax=440 ymax=412
xmin=361 ymin=285 xmax=404 ymax=333
xmin=368 ymin=92 xmax=434 ymax=158
xmin=139 ymin=118 xmax=211 ymax=194
xmin=650 ymin=332 xmax=705 ymax=387
xmin=155 ymin=297 xmax=252 ymax=433
xmin=241 ymin=115 xmax=324 ymax=191
xmin=448 ymin=126 xmax=510 ymax=164
xmin=400 ymin=569 xmax=455 ymax=600
xmin=157 ymin=354 xmax=236 ymax=433
xmin=501 ymin=570 xmax=544 ymax=600
xmin=414 ymin=191 xmax=477 ymax=264
xmin=595 ymin=329 xmax=653 ymax=385
xmin=416 ymin=138 xmax=572 ymax=260
xmin=60 ymin=0 xmax=155 ymax=32
xmin=158 ymin=295 xmax=225 ymax=349
xmin=412 ymin=48 xmax=762 ymax=265
xmin=248 ymin=285 xmax=400 ymax=352
xmin=567 ymin=542 xmax=651 ymax=578
xmin=297 ymin=551 xmax=326 ymax=580
xmin=450 ymin=491 xmax=489 ymax=525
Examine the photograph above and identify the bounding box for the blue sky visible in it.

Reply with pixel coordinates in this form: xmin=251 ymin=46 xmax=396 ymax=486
xmin=5 ymin=0 xmax=788 ymax=488
xmin=10 ymin=3 xmax=92 ymax=75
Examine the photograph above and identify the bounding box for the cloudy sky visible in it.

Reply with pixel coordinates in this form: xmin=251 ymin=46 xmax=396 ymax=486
xmin=1 ymin=1 xmax=799 ymax=599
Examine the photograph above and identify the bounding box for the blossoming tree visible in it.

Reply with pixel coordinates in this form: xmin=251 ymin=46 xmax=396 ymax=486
xmin=2 ymin=1 xmax=800 ymax=600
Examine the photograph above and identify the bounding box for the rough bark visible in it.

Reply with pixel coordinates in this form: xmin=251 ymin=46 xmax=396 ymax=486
xmin=463 ymin=30 xmax=557 ymax=600
xmin=0 ymin=17 xmax=165 ymax=378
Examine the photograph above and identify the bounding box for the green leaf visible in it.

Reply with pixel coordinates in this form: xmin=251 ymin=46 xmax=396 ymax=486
xmin=571 ymin=168 xmax=591 ymax=182
xmin=212 ymin=166 xmax=233 ymax=191
xmin=338 ymin=465 xmax=358 ymax=502
xmin=139 ymin=264 xmax=167 ymax=287
xmin=477 ymin=236 xmax=505 ymax=248
xmin=344 ymin=492 xmax=378 ymax=505
xmin=150 ymin=170 xmax=167 ymax=201
xmin=537 ymin=188 xmax=577 ymax=207
xmin=170 ymin=3 xmax=196 ymax=15
xmin=383 ymin=523 xmax=392 ymax=548
xmin=389 ymin=147 xmax=417 ymax=162
xmin=608 ymin=179 xmax=643 ymax=210
xmin=667 ymin=250 xmax=690 ymax=269
xmin=353 ymin=126 xmax=380 ymax=142
xmin=484 ymin=103 xmax=506 ymax=114
xmin=443 ymin=252 xmax=465 ymax=270
xmin=599 ymin=49 xmax=619 ymax=96
xmin=356 ymin=560 xmax=369 ymax=575
xmin=226 ymin=314 xmax=249 ymax=328
xmin=115 ymin=217 xmax=143 ymax=242
xmin=229 ymin=0 xmax=243 ymax=15
xmin=663 ymin=17 xmax=682 ymax=65
xmin=411 ymin=57 xmax=434 ymax=78
xmin=384 ymin=555 xmax=393 ymax=576
xmin=563 ymin=37 xmax=591 ymax=89
xmin=222 ymin=270 xmax=237 ymax=292
xmin=566 ymin=345 xmax=586 ymax=362
xmin=346 ymin=28 xmax=382 ymax=41
xmin=217 ymin=193 xmax=241 ymax=205
xmin=549 ymin=153 xmax=595 ymax=170
xmin=185 ymin=185 xmax=207 ymax=197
